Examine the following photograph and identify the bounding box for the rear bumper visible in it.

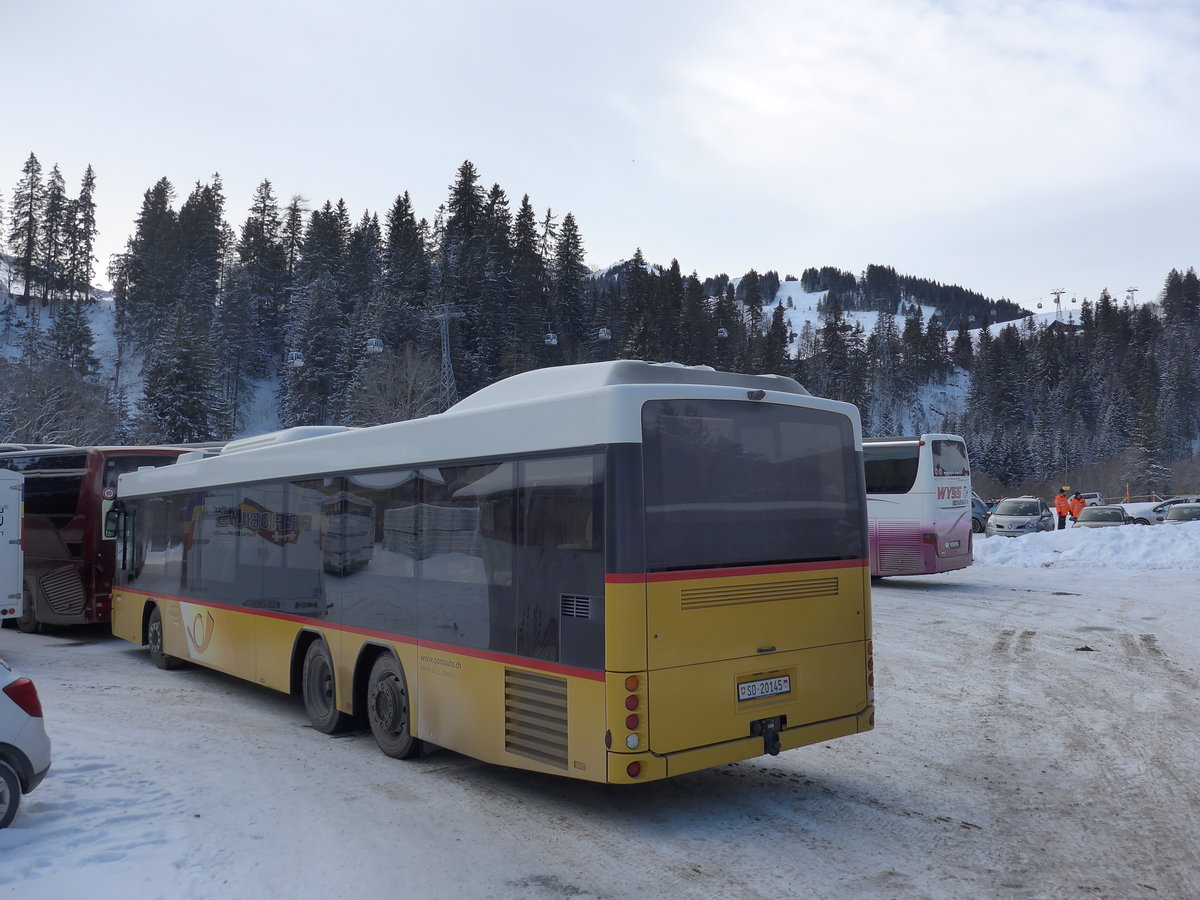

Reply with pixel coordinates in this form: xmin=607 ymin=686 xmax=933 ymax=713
xmin=608 ymin=707 xmax=873 ymax=784
xmin=27 ymin=760 xmax=50 ymax=792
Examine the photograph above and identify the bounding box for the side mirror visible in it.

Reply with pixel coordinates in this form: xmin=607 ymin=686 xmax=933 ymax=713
xmin=1124 ymin=516 xmax=1134 ymax=525
xmin=103 ymin=505 xmax=120 ymax=539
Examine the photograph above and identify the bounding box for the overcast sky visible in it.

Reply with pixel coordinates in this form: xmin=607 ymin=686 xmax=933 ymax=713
xmin=4 ymin=0 xmax=1198 ymax=308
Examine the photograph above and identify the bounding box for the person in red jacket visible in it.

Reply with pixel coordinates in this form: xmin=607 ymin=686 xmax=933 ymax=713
xmin=1068 ymin=491 xmax=1087 ymax=523
xmin=1054 ymin=488 xmax=1071 ymax=529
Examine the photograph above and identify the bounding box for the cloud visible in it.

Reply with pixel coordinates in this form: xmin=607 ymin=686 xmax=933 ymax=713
xmin=656 ymin=0 xmax=1200 ymax=221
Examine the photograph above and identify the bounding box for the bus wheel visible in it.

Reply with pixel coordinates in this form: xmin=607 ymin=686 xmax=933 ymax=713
xmin=367 ymin=654 xmax=422 ymax=759
xmin=302 ymin=641 xmax=352 ymax=734
xmin=16 ymin=587 xmax=41 ymax=635
xmin=147 ymin=606 xmax=182 ymax=670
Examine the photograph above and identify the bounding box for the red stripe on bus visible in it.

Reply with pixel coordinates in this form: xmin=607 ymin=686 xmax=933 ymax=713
xmin=606 ymin=558 xmax=867 ymax=584
xmin=127 ymin=591 xmax=605 ymax=682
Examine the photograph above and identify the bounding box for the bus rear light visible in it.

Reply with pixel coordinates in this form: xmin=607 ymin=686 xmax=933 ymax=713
xmin=626 ymin=761 xmax=641 ymax=778
xmin=625 ymin=734 xmax=640 ymax=750
xmin=868 ymin=673 xmax=875 ymax=687
xmin=624 ymin=675 xmax=639 ymax=691
xmin=867 ymin=657 xmax=874 ymax=671
xmin=922 ymin=532 xmax=938 ymax=547
xmin=624 ymin=695 xmax=639 ymax=711
xmin=625 ymin=714 xmax=639 ymax=730
xmin=867 ymin=641 xmax=873 ymax=655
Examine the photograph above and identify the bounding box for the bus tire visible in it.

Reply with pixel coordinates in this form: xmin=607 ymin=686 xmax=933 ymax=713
xmin=302 ymin=640 xmax=352 ymax=734
xmin=0 ymin=760 xmax=20 ymax=829
xmin=367 ymin=654 xmax=421 ymax=759
xmin=147 ymin=605 xmax=182 ymax=670
xmin=16 ymin=587 xmax=41 ymax=635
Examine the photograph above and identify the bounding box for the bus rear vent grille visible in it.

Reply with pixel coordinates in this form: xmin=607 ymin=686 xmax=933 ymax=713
xmin=681 ymin=577 xmax=840 ymax=611
xmin=560 ymin=594 xmax=592 ymax=618
xmin=41 ymin=565 xmax=85 ymax=616
xmin=504 ymin=668 xmax=568 ymax=770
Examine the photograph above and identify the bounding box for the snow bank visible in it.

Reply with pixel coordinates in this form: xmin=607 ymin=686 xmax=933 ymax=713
xmin=973 ymin=520 xmax=1200 ymax=570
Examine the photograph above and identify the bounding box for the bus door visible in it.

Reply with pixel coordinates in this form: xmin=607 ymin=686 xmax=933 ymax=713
xmin=1 ymin=470 xmax=22 ymax=621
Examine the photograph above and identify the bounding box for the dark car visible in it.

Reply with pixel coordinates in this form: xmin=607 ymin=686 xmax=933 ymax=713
xmin=971 ymin=497 xmax=989 ymax=534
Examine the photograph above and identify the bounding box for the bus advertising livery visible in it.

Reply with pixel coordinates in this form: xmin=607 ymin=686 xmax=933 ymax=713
xmin=110 ymin=361 xmax=875 ymax=783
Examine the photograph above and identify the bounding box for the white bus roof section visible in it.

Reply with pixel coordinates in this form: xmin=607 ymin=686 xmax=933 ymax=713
xmin=117 ymin=361 xmax=856 ymax=499
xmin=446 ymin=360 xmax=809 ymax=413
xmin=862 ymin=433 xmax=961 ymax=446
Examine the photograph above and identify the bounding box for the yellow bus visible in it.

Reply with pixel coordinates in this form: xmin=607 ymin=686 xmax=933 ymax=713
xmin=111 ymin=361 xmax=873 ymax=783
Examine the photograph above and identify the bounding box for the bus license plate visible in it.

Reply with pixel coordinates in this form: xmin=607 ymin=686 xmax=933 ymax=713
xmin=738 ymin=675 xmax=790 ymax=701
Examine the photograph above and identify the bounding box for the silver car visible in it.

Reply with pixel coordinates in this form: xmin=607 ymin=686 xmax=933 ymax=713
xmin=1072 ymin=505 xmax=1131 ymax=528
xmin=1163 ymin=503 xmax=1200 ymax=525
xmin=985 ymin=496 xmax=1055 ymax=537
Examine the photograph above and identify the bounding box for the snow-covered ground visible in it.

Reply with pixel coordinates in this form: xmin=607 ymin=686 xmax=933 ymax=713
xmin=2 ymin=524 xmax=1199 ymax=899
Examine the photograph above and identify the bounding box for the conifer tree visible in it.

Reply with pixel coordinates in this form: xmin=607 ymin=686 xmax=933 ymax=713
xmin=678 ymin=273 xmax=713 ymax=366
xmin=136 ymin=303 xmax=227 ymax=442
xmin=761 ymin=302 xmax=791 ymax=376
xmin=507 ymin=193 xmax=545 ymax=372
xmin=120 ymin=177 xmax=181 ymax=352
xmin=176 ymin=175 xmax=228 ymax=332
xmin=383 ymin=191 xmax=429 ymax=301
xmin=65 ymin=165 xmax=98 ymax=302
xmin=282 ymin=195 xmax=308 ymax=279
xmin=233 ymin=179 xmax=290 ymax=371
xmin=551 ymin=211 xmax=591 ymax=362
xmin=47 ymin=298 xmax=99 ymax=378
xmin=865 ymin=309 xmax=902 ymax=435
xmin=278 ymin=272 xmax=346 ymax=427
xmin=8 ymin=152 xmax=44 ymax=309
xmin=38 ymin=164 xmax=68 ymax=310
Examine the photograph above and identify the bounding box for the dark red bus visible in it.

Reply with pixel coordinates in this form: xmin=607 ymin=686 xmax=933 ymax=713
xmin=0 ymin=446 xmax=188 ymax=632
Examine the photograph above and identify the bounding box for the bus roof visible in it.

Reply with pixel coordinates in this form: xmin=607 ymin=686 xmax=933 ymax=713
xmin=117 ymin=361 xmax=857 ymax=499
xmin=0 ymin=446 xmax=190 ymax=463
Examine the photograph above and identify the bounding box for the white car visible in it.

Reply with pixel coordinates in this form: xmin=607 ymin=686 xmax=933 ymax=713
xmin=1 ymin=658 xmax=52 ymax=828
xmin=1079 ymin=492 xmax=1104 ymax=507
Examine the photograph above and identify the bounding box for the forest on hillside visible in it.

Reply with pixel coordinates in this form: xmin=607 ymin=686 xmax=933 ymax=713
xmin=2 ymin=152 xmax=1199 ymax=495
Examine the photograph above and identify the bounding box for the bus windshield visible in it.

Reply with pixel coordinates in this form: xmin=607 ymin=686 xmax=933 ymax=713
xmin=640 ymin=398 xmax=865 ymax=571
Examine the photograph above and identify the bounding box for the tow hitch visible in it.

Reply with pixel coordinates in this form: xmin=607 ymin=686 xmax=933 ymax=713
xmin=750 ymin=716 xmax=784 ymax=756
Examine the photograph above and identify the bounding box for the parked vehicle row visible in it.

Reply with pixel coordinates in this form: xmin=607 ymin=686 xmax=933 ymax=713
xmin=1121 ymin=495 xmax=1200 ymax=526
xmin=983 ymin=491 xmax=1200 ymax=536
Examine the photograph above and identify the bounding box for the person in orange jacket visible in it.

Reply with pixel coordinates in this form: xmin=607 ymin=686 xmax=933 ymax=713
xmin=1054 ymin=487 xmax=1071 ymax=529
xmin=1068 ymin=491 xmax=1087 ymax=523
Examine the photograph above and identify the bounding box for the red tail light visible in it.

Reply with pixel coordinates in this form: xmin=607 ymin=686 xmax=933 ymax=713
xmin=4 ymin=677 xmax=44 ymax=718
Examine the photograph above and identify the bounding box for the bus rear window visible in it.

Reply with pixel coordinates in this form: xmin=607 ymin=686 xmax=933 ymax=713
xmin=932 ymin=440 xmax=969 ymax=477
xmin=641 ymin=399 xmax=865 ymax=571
xmin=863 ymin=445 xmax=919 ymax=494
